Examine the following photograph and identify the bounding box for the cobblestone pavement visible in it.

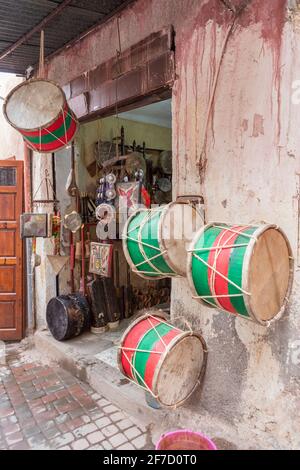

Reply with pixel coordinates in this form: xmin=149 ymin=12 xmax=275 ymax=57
xmin=0 ymin=348 xmax=152 ymax=450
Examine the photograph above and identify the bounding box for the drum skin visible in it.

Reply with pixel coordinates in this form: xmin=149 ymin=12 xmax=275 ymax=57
xmin=118 ymin=313 xmax=206 ymax=408
xmin=123 ymin=202 xmax=203 ymax=279
xmin=3 ymin=79 xmax=78 ymax=153
xmin=187 ymin=223 xmax=294 ymax=325
xmin=46 ymin=294 xmax=91 ymax=341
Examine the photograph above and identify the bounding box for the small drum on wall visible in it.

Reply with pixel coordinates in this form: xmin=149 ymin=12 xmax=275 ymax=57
xmin=187 ymin=223 xmax=294 ymax=325
xmin=118 ymin=312 xmax=206 ymax=408
xmin=122 ymin=202 xmax=203 ymax=279
xmin=46 ymin=294 xmax=91 ymax=341
xmin=3 ymin=79 xmax=78 ymax=153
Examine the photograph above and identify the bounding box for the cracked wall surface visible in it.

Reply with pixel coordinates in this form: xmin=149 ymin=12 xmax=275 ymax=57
xmin=31 ymin=0 xmax=300 ymax=449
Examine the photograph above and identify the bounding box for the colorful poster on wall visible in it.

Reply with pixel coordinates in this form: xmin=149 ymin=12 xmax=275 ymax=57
xmin=89 ymin=242 xmax=113 ymax=277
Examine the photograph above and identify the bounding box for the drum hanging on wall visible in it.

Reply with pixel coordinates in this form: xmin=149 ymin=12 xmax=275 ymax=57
xmin=122 ymin=202 xmax=203 ymax=279
xmin=3 ymin=79 xmax=78 ymax=153
xmin=118 ymin=312 xmax=206 ymax=408
xmin=187 ymin=223 xmax=294 ymax=325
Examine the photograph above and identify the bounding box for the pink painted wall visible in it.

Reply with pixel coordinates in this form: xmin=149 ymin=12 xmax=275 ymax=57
xmin=43 ymin=0 xmax=300 ymax=449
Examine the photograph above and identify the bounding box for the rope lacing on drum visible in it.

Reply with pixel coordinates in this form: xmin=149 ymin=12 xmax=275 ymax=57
xmin=125 ymin=209 xmax=178 ymax=277
xmin=190 ymin=225 xmax=253 ymax=307
xmin=118 ymin=315 xmax=183 ymax=400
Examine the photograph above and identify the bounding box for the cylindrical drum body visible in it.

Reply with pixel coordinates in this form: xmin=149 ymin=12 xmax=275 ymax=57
xmin=3 ymin=79 xmax=78 ymax=153
xmin=46 ymin=294 xmax=91 ymax=341
xmin=187 ymin=223 xmax=294 ymax=325
xmin=118 ymin=313 xmax=206 ymax=407
xmin=123 ymin=202 xmax=203 ymax=279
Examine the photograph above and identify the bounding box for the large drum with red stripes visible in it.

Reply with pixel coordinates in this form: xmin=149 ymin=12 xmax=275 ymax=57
xmin=187 ymin=223 xmax=294 ymax=325
xmin=118 ymin=313 xmax=206 ymax=408
xmin=3 ymin=79 xmax=78 ymax=153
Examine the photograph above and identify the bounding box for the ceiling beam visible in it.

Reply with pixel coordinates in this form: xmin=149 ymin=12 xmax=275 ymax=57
xmin=0 ymin=0 xmax=73 ymax=62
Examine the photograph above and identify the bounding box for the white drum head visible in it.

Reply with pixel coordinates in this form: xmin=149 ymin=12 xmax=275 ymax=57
xmin=5 ymin=80 xmax=65 ymax=130
xmin=160 ymin=203 xmax=204 ymax=276
xmin=246 ymin=227 xmax=293 ymax=322
xmin=155 ymin=335 xmax=204 ymax=407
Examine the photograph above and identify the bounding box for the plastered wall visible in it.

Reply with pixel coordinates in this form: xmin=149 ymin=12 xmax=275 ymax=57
xmin=34 ymin=0 xmax=300 ymax=448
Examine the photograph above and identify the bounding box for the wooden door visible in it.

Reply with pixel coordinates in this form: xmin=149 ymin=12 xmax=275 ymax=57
xmin=0 ymin=160 xmax=23 ymax=341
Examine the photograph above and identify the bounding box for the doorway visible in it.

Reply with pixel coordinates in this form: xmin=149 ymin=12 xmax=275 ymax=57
xmin=63 ymin=97 xmax=173 ymax=321
xmin=0 ymin=160 xmax=24 ymax=341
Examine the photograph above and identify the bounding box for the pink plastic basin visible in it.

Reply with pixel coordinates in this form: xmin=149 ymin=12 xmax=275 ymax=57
xmin=156 ymin=429 xmax=217 ymax=451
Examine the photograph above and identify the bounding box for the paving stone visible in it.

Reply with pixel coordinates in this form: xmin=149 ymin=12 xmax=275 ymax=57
xmin=27 ymin=433 xmax=48 ymax=448
xmin=117 ymin=442 xmax=136 ymax=450
xmin=71 ymin=438 xmax=89 ymax=450
xmin=87 ymin=430 xmax=105 ymax=445
xmin=109 ymin=433 xmax=128 ymax=448
xmin=102 ymin=440 xmax=114 ymax=450
xmin=132 ymin=434 xmax=147 ymax=449
xmin=97 ymin=398 xmax=110 ymax=407
xmin=89 ymin=409 xmax=104 ymax=421
xmin=1 ymin=422 xmax=20 ymax=436
xmin=118 ymin=418 xmax=134 ymax=431
xmin=102 ymin=404 xmax=119 ymax=414
xmin=91 ymin=393 xmax=101 ymax=401
xmin=23 ymin=426 xmax=41 ymax=439
xmin=9 ymin=440 xmax=30 ymax=450
xmin=69 ymin=408 xmax=85 ymax=419
xmin=67 ymin=417 xmax=85 ymax=431
xmin=55 ymin=413 xmax=69 ymax=425
xmin=81 ymin=415 xmax=91 ymax=424
xmin=0 ymin=407 xmax=14 ymax=418
xmin=74 ymin=423 xmax=97 ymax=438
xmin=42 ymin=426 xmax=61 ymax=440
xmin=52 ymin=432 xmax=75 ymax=448
xmin=0 ymin=354 xmax=148 ymax=451
xmin=102 ymin=424 xmax=118 ymax=438
xmin=6 ymin=431 xmax=24 ymax=446
xmin=124 ymin=427 xmax=141 ymax=440
xmin=95 ymin=417 xmax=111 ymax=429
xmin=110 ymin=411 xmax=125 ymax=423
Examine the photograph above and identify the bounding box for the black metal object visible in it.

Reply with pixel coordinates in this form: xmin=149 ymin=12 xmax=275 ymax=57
xmin=0 ymin=0 xmax=133 ymax=74
xmin=101 ymin=277 xmax=120 ymax=325
xmin=86 ymin=278 xmax=108 ymax=329
xmin=46 ymin=293 xmax=91 ymax=341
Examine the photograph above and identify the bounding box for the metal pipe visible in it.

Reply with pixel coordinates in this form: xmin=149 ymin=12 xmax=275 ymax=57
xmin=0 ymin=0 xmax=73 ymax=62
xmin=25 ymin=238 xmax=35 ymax=333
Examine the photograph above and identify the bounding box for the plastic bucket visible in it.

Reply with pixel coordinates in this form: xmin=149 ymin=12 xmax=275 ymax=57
xmin=156 ymin=430 xmax=217 ymax=451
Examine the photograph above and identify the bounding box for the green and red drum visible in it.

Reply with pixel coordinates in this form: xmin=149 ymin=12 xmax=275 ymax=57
xmin=118 ymin=312 xmax=206 ymax=408
xmin=123 ymin=202 xmax=203 ymax=279
xmin=3 ymin=79 xmax=78 ymax=153
xmin=187 ymin=223 xmax=294 ymax=325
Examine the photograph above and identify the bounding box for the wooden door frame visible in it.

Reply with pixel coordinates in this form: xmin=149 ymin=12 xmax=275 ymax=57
xmin=0 ymin=159 xmax=24 ymax=341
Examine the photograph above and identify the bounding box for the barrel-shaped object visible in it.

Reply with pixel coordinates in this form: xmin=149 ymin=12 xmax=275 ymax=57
xmin=118 ymin=313 xmax=206 ymax=408
xmin=187 ymin=223 xmax=294 ymax=325
xmin=46 ymin=294 xmax=91 ymax=341
xmin=123 ymin=202 xmax=203 ymax=279
xmin=3 ymin=79 xmax=78 ymax=153
xmin=156 ymin=430 xmax=217 ymax=450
